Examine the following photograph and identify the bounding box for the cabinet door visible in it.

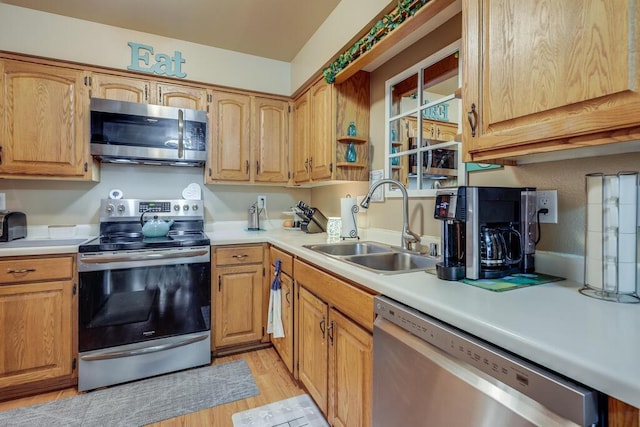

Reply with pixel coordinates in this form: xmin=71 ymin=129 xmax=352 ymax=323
xmin=0 ymin=281 xmax=74 ymax=389
xmin=309 ymin=79 xmax=334 ymax=181
xmin=463 ymin=0 xmax=640 ymax=160
xmin=214 ymin=264 xmax=263 ymax=348
xmin=91 ymin=73 xmax=150 ymax=103
xmin=0 ymin=60 xmax=90 ymax=177
xmin=292 ymin=92 xmax=311 ymax=183
xmin=270 ymin=268 xmax=294 ymax=373
xmin=207 ymin=92 xmax=251 ymax=182
xmin=253 ymin=97 xmax=289 ymax=183
xmin=328 ymin=308 xmax=373 ymax=427
xmin=298 ymin=286 xmax=329 ymax=415
xmin=157 ymin=83 xmax=208 ymax=110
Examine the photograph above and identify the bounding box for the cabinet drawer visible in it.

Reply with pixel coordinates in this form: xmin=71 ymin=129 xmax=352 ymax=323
xmin=215 ymin=245 xmax=263 ymax=265
xmin=294 ymin=259 xmax=376 ymax=331
xmin=270 ymin=246 xmax=293 ymax=277
xmin=0 ymin=255 xmax=74 ymax=284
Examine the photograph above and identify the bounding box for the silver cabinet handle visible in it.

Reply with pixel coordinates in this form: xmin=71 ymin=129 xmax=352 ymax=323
xmin=178 ymin=109 xmax=184 ymax=159
xmin=232 ymin=254 xmax=248 ymax=260
xmin=7 ymin=268 xmax=36 ymax=274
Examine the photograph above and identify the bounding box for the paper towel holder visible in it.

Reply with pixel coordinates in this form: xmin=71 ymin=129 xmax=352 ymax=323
xmin=341 ymin=194 xmax=360 ymax=240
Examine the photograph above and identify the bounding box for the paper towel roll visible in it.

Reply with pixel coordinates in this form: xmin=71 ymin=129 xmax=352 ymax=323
xmin=340 ymin=197 xmax=358 ymax=238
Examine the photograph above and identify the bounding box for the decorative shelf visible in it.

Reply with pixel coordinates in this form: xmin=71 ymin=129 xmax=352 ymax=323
xmin=337 ymin=136 xmax=368 ymax=144
xmin=336 ymin=162 xmax=367 ymax=168
xmin=330 ymin=0 xmax=458 ymax=85
xmin=391 ymin=142 xmax=404 ymax=147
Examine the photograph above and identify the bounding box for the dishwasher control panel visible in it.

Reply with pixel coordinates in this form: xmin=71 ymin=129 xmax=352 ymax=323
xmin=374 ymin=296 xmax=600 ymax=427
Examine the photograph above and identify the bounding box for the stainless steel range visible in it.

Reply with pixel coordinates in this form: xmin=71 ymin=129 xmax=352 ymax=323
xmin=77 ymin=199 xmax=211 ymax=391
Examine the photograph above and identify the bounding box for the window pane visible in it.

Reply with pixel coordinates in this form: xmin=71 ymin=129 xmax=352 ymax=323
xmin=391 ymin=73 xmax=419 ymax=117
xmin=421 ymin=97 xmax=460 ymax=143
xmin=420 ymin=145 xmax=459 ymax=189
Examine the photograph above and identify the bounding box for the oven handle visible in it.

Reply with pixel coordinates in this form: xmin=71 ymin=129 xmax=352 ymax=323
xmin=80 ymin=333 xmax=209 ymax=361
xmin=80 ymin=248 xmax=209 ymax=264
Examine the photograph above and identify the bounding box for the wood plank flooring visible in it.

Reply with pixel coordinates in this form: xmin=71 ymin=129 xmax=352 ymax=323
xmin=0 ymin=348 xmax=305 ymax=427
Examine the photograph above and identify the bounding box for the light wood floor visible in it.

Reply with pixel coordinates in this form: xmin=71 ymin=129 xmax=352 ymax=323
xmin=0 ymin=347 xmax=305 ymax=427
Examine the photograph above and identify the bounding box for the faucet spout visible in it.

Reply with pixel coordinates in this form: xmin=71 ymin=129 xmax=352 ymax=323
xmin=361 ymin=179 xmax=421 ymax=251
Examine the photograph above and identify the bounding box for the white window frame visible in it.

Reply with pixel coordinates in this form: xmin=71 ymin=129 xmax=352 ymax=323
xmin=384 ymin=39 xmax=465 ymax=198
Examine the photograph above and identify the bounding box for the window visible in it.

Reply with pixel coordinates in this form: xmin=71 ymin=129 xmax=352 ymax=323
xmin=385 ymin=40 xmax=464 ymax=197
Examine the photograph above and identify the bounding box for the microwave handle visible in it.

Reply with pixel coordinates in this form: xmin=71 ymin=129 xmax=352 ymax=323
xmin=178 ymin=109 xmax=184 ymax=158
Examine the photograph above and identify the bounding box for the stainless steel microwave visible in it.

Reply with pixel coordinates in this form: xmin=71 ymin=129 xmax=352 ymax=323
xmin=90 ymin=98 xmax=208 ymax=167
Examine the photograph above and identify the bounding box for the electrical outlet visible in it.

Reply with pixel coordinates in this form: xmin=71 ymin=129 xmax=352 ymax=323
xmin=0 ymin=193 xmax=5 ymax=210
xmin=536 ymin=190 xmax=558 ymax=224
xmin=257 ymin=195 xmax=266 ymax=210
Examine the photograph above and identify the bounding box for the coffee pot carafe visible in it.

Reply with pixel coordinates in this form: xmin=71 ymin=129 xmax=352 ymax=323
xmin=480 ymin=226 xmax=523 ymax=269
xmin=248 ymin=203 xmax=260 ymax=231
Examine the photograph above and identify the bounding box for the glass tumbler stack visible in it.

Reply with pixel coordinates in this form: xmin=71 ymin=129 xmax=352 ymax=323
xmin=581 ymin=172 xmax=639 ymax=303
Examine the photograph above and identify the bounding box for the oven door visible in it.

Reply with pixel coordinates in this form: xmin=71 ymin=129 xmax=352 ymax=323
xmin=78 ymin=246 xmax=211 ymax=353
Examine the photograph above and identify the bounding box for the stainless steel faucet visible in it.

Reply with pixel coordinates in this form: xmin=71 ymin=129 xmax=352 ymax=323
xmin=361 ymin=179 xmax=421 ymax=252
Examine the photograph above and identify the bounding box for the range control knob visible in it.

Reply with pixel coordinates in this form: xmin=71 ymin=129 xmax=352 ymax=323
xmin=183 ymin=205 xmax=189 ymax=211
xmin=117 ymin=204 xmax=125 ymax=213
xmin=173 ymin=204 xmax=181 ymax=211
xmin=191 ymin=204 xmax=199 ymax=211
xmin=106 ymin=204 xmax=115 ymax=213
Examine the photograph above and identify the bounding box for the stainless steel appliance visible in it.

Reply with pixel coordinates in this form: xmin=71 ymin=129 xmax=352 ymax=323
xmin=90 ymin=98 xmax=208 ymax=166
xmin=248 ymin=202 xmax=260 ymax=230
xmin=295 ymin=201 xmax=328 ymax=234
xmin=77 ymin=199 xmax=211 ymax=391
xmin=373 ymin=296 xmax=602 ymax=426
xmin=434 ymin=186 xmax=537 ymax=280
xmin=0 ymin=211 xmax=27 ymax=242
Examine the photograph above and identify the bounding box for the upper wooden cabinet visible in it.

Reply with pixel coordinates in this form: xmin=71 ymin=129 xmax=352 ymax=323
xmin=207 ymin=91 xmax=289 ymax=184
xmin=91 ymin=73 xmax=208 ymax=110
xmin=292 ymin=71 xmax=370 ymax=185
xmin=207 ymin=91 xmax=252 ymax=182
xmin=0 ymin=59 xmax=94 ymax=179
xmin=462 ymin=0 xmax=640 ymax=162
xmin=91 ymin=73 xmax=150 ymax=103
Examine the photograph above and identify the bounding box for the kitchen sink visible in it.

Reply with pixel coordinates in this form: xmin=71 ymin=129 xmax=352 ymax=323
xmin=303 ymin=241 xmax=394 ymax=256
xmin=344 ymin=251 xmax=437 ymax=274
xmin=304 ymin=241 xmax=437 ymax=274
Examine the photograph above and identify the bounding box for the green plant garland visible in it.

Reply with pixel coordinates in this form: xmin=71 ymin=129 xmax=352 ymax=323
xmin=323 ymin=0 xmax=432 ymax=84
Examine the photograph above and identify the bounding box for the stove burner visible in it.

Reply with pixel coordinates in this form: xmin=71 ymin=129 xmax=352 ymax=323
xmin=79 ymin=231 xmax=209 ymax=253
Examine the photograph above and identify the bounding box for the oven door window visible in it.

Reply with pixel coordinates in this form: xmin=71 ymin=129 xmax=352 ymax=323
xmin=79 ymin=262 xmax=211 ymax=352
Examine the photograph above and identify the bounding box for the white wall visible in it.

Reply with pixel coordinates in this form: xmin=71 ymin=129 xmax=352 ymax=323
xmin=0 ymin=4 xmax=291 ymax=95
xmin=1 ymin=164 xmax=310 ymax=227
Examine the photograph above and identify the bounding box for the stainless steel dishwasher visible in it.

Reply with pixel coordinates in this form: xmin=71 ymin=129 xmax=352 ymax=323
xmin=373 ymin=296 xmax=602 ymax=427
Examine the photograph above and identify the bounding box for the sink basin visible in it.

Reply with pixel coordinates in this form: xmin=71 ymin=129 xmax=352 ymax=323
xmin=303 ymin=241 xmax=394 ymax=257
xmin=344 ymin=252 xmax=438 ymax=274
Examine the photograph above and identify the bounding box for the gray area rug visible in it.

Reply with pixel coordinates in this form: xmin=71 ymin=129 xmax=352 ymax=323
xmin=0 ymin=359 xmax=259 ymax=427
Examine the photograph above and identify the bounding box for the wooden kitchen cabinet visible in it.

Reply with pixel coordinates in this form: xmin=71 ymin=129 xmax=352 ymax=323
xmin=207 ymin=91 xmax=252 ymax=182
xmin=462 ymin=0 xmax=640 ymax=163
xmin=0 ymin=254 xmax=77 ymax=401
xmin=91 ymin=73 xmax=208 ymax=110
xmin=0 ymin=59 xmax=95 ymax=180
xmin=292 ymin=71 xmax=370 ymax=184
xmin=207 ymin=93 xmax=289 ymax=184
xmin=212 ymin=244 xmax=267 ymax=353
xmin=295 ymin=259 xmax=374 ymax=426
xmin=269 ymin=246 xmax=295 ymax=374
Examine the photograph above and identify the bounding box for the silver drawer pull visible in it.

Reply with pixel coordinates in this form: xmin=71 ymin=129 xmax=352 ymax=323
xmin=232 ymin=254 xmax=248 ymax=260
xmin=7 ymin=268 xmax=36 ymax=274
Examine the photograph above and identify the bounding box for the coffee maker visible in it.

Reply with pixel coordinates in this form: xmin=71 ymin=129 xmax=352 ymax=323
xmin=434 ymin=186 xmax=537 ymax=281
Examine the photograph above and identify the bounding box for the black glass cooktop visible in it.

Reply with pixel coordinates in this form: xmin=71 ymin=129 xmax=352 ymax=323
xmin=79 ymin=231 xmax=209 ymax=253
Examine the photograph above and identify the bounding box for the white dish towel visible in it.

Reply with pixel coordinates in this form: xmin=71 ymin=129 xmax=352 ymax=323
xmin=267 ymin=259 xmax=285 ymax=338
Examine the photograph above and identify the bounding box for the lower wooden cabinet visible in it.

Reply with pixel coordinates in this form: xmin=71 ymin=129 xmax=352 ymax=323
xmin=295 ymin=258 xmax=374 ymax=427
xmin=0 ymin=254 xmax=77 ymax=400
xmin=212 ymin=244 xmax=267 ymax=353
xmin=269 ymin=246 xmax=294 ymax=373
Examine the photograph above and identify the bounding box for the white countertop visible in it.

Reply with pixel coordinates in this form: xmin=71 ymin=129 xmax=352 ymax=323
xmin=2 ymin=223 xmax=639 ymax=408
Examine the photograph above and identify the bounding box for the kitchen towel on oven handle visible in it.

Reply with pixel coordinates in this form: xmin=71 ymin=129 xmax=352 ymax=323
xmin=267 ymin=259 xmax=285 ymax=338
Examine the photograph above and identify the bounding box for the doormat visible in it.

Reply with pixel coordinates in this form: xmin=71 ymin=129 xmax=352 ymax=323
xmin=461 ymin=272 xmax=565 ymax=292
xmin=232 ymin=394 xmax=329 ymax=427
xmin=0 ymin=360 xmax=258 ymax=427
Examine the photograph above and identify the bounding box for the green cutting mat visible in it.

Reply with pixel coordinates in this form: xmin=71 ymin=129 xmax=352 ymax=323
xmin=461 ymin=273 xmax=565 ymax=292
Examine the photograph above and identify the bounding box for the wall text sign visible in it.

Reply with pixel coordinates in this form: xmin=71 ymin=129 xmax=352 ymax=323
xmin=127 ymin=42 xmax=187 ymax=78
